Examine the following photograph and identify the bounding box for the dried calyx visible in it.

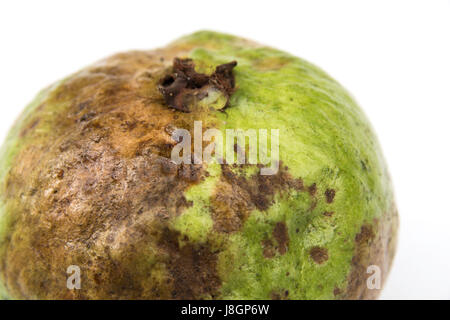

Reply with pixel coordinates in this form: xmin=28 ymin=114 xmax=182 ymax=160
xmin=159 ymin=58 xmax=237 ymax=112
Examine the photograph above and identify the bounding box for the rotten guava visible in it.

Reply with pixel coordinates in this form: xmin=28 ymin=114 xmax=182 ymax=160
xmin=0 ymin=31 xmax=398 ymax=300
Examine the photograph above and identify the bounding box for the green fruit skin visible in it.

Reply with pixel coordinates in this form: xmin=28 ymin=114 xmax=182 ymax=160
xmin=0 ymin=31 xmax=397 ymax=299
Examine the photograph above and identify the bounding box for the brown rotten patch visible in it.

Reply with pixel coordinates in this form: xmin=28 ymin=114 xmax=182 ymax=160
xmin=211 ymin=163 xmax=304 ymax=233
xmin=261 ymin=222 xmax=290 ymax=258
xmin=309 ymin=246 xmax=329 ymax=264
xmin=158 ymin=227 xmax=220 ymax=299
xmin=0 ymin=49 xmax=221 ymax=299
xmin=325 ymin=189 xmax=336 ymax=203
xmin=342 ymin=203 xmax=399 ymax=300
xmin=273 ymin=222 xmax=290 ymax=255
xmin=159 ymin=58 xmax=237 ymax=112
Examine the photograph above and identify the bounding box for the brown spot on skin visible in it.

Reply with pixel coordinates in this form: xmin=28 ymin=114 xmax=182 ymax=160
xmin=343 ymin=224 xmax=377 ymax=300
xmin=309 ymin=247 xmax=329 ymax=264
xmin=333 ymin=287 xmax=342 ymax=296
xmin=273 ymin=222 xmax=289 ymax=255
xmin=56 ymin=169 xmax=64 ymax=179
xmin=355 ymin=225 xmax=374 ymax=244
xmin=288 ymin=177 xmax=304 ymax=191
xmin=262 ymin=239 xmax=276 ymax=259
xmin=157 ymin=227 xmax=220 ymax=299
xmin=325 ymin=189 xmax=336 ymax=203
xmin=271 ymin=292 xmax=281 ymax=300
xmin=159 ymin=58 xmax=237 ymax=112
xmin=261 ymin=222 xmax=290 ymax=258
xmin=323 ymin=211 xmax=334 ymax=217
xmin=342 ymin=205 xmax=399 ymax=299
xmin=211 ymin=164 xmax=304 ymax=233
xmin=158 ymin=157 xmax=178 ymax=175
xmin=178 ymin=163 xmax=204 ymax=183
xmin=271 ymin=289 xmax=290 ymax=300
xmin=210 ymin=180 xmax=249 ymax=233
xmin=308 ymin=183 xmax=317 ymax=196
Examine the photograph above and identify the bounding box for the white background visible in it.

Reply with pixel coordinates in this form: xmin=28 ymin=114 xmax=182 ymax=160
xmin=1 ymin=0 xmax=449 ymax=299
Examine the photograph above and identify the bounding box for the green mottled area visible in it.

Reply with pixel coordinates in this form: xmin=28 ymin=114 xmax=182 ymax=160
xmin=0 ymin=31 xmax=396 ymax=300
xmin=173 ymin=161 xmax=221 ymax=243
xmin=172 ymin=31 xmax=393 ymax=299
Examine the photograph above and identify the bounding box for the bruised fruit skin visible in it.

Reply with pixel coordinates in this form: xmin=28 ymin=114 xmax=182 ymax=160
xmin=0 ymin=31 xmax=398 ymax=299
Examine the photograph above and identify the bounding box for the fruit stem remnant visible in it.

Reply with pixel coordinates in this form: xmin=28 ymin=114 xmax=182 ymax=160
xmin=159 ymin=58 xmax=237 ymax=112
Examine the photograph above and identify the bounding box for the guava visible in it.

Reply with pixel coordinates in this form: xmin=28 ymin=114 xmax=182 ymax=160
xmin=0 ymin=31 xmax=398 ymax=299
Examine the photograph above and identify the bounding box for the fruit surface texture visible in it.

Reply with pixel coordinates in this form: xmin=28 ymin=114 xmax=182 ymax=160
xmin=0 ymin=31 xmax=398 ymax=299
